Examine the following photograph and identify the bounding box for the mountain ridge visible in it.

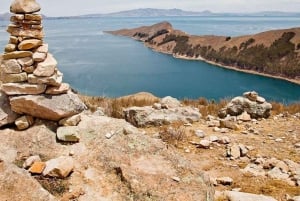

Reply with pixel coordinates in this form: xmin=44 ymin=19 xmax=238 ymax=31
xmin=1 ymin=8 xmax=300 ymax=20
xmin=107 ymin=22 xmax=300 ymax=84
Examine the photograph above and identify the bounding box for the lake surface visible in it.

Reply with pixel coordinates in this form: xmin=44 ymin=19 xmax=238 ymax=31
xmin=1 ymin=16 xmax=300 ymax=103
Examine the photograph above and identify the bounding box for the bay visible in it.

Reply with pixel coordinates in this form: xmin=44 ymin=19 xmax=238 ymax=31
xmin=0 ymin=16 xmax=300 ymax=103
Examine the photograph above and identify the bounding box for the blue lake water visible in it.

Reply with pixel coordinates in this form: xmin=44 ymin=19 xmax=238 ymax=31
xmin=1 ymin=16 xmax=300 ymax=103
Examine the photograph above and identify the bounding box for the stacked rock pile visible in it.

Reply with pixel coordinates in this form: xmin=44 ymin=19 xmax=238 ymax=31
xmin=0 ymin=0 xmax=86 ymax=130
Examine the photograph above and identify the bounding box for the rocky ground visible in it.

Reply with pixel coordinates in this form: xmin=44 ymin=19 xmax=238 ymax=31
xmin=0 ymin=92 xmax=299 ymax=201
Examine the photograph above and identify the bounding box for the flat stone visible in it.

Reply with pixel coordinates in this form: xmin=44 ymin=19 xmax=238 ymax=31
xmin=17 ymin=57 xmax=34 ymax=67
xmin=0 ymin=92 xmax=19 ymax=127
xmin=22 ymin=66 xmax=34 ymax=73
xmin=225 ymin=191 xmax=277 ymax=201
xmin=31 ymin=24 xmax=43 ymax=30
xmin=242 ymin=164 xmax=266 ymax=177
xmin=3 ymin=51 xmax=32 ymax=60
xmin=36 ymin=44 xmax=48 ymax=53
xmin=198 ymin=140 xmax=211 ymax=149
xmin=1 ymin=72 xmax=27 ymax=83
xmin=243 ymin=91 xmax=258 ymax=101
xmin=22 ymin=20 xmax=41 ymax=25
xmin=33 ymin=53 xmax=57 ymax=77
xmin=220 ymin=119 xmax=240 ymax=130
xmin=7 ymin=27 xmax=44 ymax=39
xmin=43 ymin=156 xmax=74 ymax=178
xmin=32 ymin=52 xmax=46 ymax=62
xmin=10 ymin=14 xmax=24 ymax=21
xmin=9 ymin=36 xmax=19 ymax=44
xmin=5 ymin=44 xmax=16 ymax=52
xmin=59 ymin=114 xmax=81 ymax=126
xmin=57 ymin=126 xmax=80 ymax=142
xmin=10 ymin=0 xmax=41 ymax=14
xmin=267 ymin=167 xmax=290 ymax=180
xmin=1 ymin=59 xmax=22 ymax=74
xmin=15 ymin=115 xmax=34 ymax=130
xmin=218 ymin=136 xmax=231 ymax=144
xmin=18 ymin=39 xmax=42 ymax=50
xmin=1 ymin=83 xmax=46 ymax=95
xmin=28 ymin=72 xmax=63 ymax=86
xmin=23 ymin=155 xmax=41 ymax=169
xmin=24 ymin=14 xmax=42 ymax=21
xmin=10 ymin=92 xmax=86 ymax=121
xmin=45 ymin=83 xmax=70 ymax=95
xmin=29 ymin=162 xmax=46 ymax=174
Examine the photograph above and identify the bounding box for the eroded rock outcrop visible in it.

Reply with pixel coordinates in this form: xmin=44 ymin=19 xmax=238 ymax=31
xmin=124 ymin=96 xmax=201 ymax=127
xmin=0 ymin=0 xmax=86 ymax=128
xmin=218 ymin=91 xmax=272 ymax=119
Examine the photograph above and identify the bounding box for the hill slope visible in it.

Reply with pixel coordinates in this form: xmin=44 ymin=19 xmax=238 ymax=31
xmin=107 ymin=22 xmax=300 ymax=83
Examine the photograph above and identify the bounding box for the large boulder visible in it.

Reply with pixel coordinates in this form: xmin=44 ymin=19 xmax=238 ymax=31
xmin=0 ymin=92 xmax=19 ymax=127
xmin=124 ymin=97 xmax=201 ymax=127
xmin=9 ymin=91 xmax=86 ymax=121
xmin=0 ymin=161 xmax=56 ymax=201
xmin=10 ymin=0 xmax=41 ymax=14
xmin=219 ymin=91 xmax=272 ymax=119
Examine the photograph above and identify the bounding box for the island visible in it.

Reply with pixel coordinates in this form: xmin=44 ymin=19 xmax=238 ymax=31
xmin=107 ymin=21 xmax=300 ymax=84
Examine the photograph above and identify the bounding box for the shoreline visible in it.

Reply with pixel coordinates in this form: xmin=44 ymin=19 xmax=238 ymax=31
xmin=145 ymin=44 xmax=300 ymax=86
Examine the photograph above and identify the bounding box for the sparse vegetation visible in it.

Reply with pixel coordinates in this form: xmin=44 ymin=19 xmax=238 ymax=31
xmin=34 ymin=176 xmax=69 ymax=196
xmin=159 ymin=122 xmax=187 ymax=147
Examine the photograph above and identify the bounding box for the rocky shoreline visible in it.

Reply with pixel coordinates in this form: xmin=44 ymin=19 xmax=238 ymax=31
xmin=107 ymin=21 xmax=300 ymax=85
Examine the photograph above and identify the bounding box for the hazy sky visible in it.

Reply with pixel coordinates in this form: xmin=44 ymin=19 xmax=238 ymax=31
xmin=1 ymin=0 xmax=300 ymax=16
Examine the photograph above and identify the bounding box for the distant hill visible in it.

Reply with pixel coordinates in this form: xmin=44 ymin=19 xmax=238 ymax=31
xmin=1 ymin=9 xmax=300 ymax=20
xmin=107 ymin=22 xmax=300 ymax=83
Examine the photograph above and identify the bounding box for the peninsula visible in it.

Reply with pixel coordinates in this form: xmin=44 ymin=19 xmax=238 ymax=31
xmin=107 ymin=22 xmax=300 ymax=84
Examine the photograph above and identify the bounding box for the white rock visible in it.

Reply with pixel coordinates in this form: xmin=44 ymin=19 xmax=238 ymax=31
xmin=198 ymin=140 xmax=211 ymax=149
xmin=23 ymin=155 xmax=41 ymax=169
xmin=195 ymin=130 xmax=205 ymax=138
xmin=216 ymin=177 xmax=233 ymax=185
xmin=56 ymin=126 xmax=80 ymax=142
xmin=43 ymin=156 xmax=74 ymax=178
xmin=225 ymin=191 xmax=277 ymax=201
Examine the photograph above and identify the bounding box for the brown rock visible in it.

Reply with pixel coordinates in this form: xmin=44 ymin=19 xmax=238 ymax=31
xmin=33 ymin=53 xmax=57 ymax=77
xmin=10 ymin=92 xmax=86 ymax=121
xmin=4 ymin=44 xmax=16 ymax=52
xmin=33 ymin=52 xmax=47 ymax=62
xmin=17 ymin=57 xmax=34 ymax=67
xmin=36 ymin=43 xmax=48 ymax=53
xmin=9 ymin=36 xmax=19 ymax=44
xmin=15 ymin=115 xmax=34 ymax=130
xmin=18 ymin=39 xmax=42 ymax=50
xmin=28 ymin=72 xmax=63 ymax=87
xmin=31 ymin=24 xmax=43 ymax=30
xmin=7 ymin=27 xmax=44 ymax=39
xmin=10 ymin=0 xmax=41 ymax=14
xmin=22 ymin=65 xmax=34 ymax=73
xmin=1 ymin=59 xmax=22 ymax=74
xmin=29 ymin=162 xmax=46 ymax=174
xmin=1 ymin=83 xmax=46 ymax=95
xmin=10 ymin=14 xmax=24 ymax=21
xmin=3 ymin=51 xmax=32 ymax=60
xmin=0 ymin=92 xmax=19 ymax=127
xmin=1 ymin=72 xmax=28 ymax=83
xmin=24 ymin=14 xmax=42 ymax=21
xmin=46 ymin=83 xmax=70 ymax=95
xmin=43 ymin=156 xmax=74 ymax=178
xmin=22 ymin=20 xmax=41 ymax=25
xmin=59 ymin=114 xmax=81 ymax=126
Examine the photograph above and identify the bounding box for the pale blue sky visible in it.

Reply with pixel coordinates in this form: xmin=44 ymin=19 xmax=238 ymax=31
xmin=1 ymin=0 xmax=300 ymax=16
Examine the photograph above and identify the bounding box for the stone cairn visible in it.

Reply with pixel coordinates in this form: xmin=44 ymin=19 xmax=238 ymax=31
xmin=0 ymin=0 xmax=86 ymax=130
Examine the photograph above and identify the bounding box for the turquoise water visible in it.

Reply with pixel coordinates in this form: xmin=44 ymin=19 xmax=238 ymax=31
xmin=1 ymin=16 xmax=300 ymax=103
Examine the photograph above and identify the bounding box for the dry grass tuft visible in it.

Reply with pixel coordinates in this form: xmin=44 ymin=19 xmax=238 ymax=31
xmin=79 ymin=93 xmax=159 ymax=118
xmin=34 ymin=175 xmax=69 ymax=196
xmin=183 ymin=98 xmax=229 ymax=117
xmin=271 ymin=101 xmax=300 ymax=115
xmin=159 ymin=122 xmax=187 ymax=147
